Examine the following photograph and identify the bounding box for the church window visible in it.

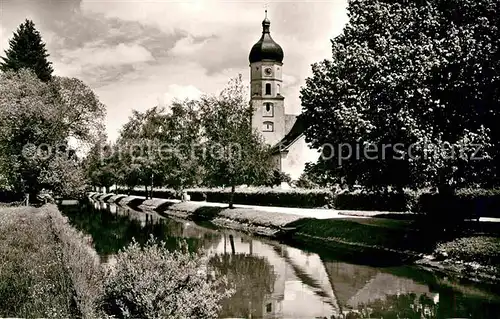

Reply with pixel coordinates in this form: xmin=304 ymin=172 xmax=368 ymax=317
xmin=265 ymin=83 xmax=271 ymax=95
xmin=263 ymin=103 xmax=273 ymax=117
xmin=263 ymin=121 xmax=274 ymax=132
xmin=277 ymin=84 xmax=281 ymax=95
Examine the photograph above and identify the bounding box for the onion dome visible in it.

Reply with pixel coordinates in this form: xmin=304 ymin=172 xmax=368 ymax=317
xmin=249 ymin=10 xmax=284 ymax=64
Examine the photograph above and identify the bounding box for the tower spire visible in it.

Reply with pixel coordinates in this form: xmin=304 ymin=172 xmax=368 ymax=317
xmin=262 ymin=9 xmax=270 ymax=33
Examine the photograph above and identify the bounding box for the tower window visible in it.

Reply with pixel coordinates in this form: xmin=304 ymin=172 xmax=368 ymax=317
xmin=265 ymin=83 xmax=271 ymax=95
xmin=263 ymin=103 xmax=273 ymax=117
xmin=266 ymin=303 xmax=272 ymax=313
xmin=277 ymin=84 xmax=281 ymax=95
xmin=263 ymin=121 xmax=274 ymax=132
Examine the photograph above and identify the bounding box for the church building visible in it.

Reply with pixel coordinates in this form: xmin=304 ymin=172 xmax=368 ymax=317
xmin=248 ymin=11 xmax=319 ymax=181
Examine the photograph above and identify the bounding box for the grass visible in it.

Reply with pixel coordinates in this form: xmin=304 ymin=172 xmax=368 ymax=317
xmin=285 ymin=218 xmax=433 ymax=253
xmin=0 ymin=206 xmax=82 ymax=318
xmin=218 ymin=208 xmax=303 ymax=227
xmin=435 ymin=236 xmax=500 ymax=265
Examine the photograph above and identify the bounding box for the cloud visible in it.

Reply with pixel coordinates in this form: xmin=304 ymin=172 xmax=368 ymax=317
xmin=170 ymin=35 xmax=212 ymax=56
xmin=60 ymin=42 xmax=153 ymax=68
xmin=161 ymin=84 xmax=203 ymax=106
xmin=53 ymin=42 xmax=155 ymax=86
xmin=81 ymin=0 xmax=262 ymax=37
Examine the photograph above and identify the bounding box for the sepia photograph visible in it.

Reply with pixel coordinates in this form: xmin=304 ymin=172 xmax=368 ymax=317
xmin=1 ymin=0 xmax=500 ymax=318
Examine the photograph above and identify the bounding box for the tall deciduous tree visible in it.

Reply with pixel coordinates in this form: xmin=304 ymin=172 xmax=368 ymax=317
xmin=301 ymin=0 xmax=499 ymax=193
xmin=83 ymin=139 xmax=118 ymax=193
xmin=0 ymin=69 xmax=106 ymax=199
xmin=117 ymin=107 xmax=167 ymax=199
xmin=0 ymin=19 xmax=53 ymax=82
xmin=199 ymin=76 xmax=272 ymax=208
xmin=159 ymin=100 xmax=204 ymax=197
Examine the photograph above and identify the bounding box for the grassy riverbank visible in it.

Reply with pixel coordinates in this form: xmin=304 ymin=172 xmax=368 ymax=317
xmin=0 ymin=204 xmax=230 ymax=318
xmin=0 ymin=205 xmax=101 ymax=318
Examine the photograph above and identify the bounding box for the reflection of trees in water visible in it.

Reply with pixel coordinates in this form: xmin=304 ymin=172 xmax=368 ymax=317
xmin=157 ymin=218 xmax=223 ymax=253
xmin=334 ymin=293 xmax=437 ymax=319
xmin=334 ymin=280 xmax=500 ymax=319
xmin=209 ymin=253 xmax=277 ymax=318
xmin=59 ymin=200 xmax=222 ymax=256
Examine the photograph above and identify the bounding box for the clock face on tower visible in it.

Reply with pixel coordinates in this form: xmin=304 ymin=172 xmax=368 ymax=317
xmin=264 ymin=67 xmax=273 ymax=76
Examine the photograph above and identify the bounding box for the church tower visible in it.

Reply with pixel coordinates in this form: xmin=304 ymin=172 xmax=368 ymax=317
xmin=249 ymin=11 xmax=285 ymax=146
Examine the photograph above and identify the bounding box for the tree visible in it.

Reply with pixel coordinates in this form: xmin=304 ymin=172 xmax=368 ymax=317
xmin=264 ymin=170 xmax=291 ymax=188
xmin=83 ymin=139 xmax=118 ymax=193
xmin=158 ymin=100 xmax=205 ymax=198
xmin=52 ymin=77 xmax=106 ymax=145
xmin=1 ymin=19 xmax=53 ymax=82
xmin=294 ymin=172 xmax=319 ymax=189
xmin=39 ymin=155 xmax=87 ymax=198
xmin=199 ymin=75 xmax=273 ymax=208
xmin=301 ymin=0 xmax=500 ymax=193
xmin=117 ymin=107 xmax=167 ymax=199
xmin=0 ymin=69 xmax=106 ymax=199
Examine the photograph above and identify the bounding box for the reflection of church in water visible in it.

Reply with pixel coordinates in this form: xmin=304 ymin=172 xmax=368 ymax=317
xmin=101 ymin=201 xmax=441 ymax=319
xmin=210 ymin=232 xmax=438 ymax=319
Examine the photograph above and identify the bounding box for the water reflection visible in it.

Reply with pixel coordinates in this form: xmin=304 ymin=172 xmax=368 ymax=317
xmin=60 ymin=200 xmax=500 ymax=319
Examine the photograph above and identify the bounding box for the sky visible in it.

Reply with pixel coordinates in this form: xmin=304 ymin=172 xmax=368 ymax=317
xmin=0 ymin=0 xmax=349 ymax=141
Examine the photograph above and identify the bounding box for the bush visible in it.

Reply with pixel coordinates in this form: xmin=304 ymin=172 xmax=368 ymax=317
xmin=435 ymin=236 xmax=500 ymax=265
xmin=99 ymin=237 xmax=232 ymax=319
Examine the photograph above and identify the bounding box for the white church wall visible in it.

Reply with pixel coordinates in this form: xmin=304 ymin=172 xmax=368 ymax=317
xmin=281 ymin=135 xmax=320 ymax=180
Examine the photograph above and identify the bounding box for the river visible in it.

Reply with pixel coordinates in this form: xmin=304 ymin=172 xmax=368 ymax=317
xmin=59 ymin=199 xmax=500 ymax=319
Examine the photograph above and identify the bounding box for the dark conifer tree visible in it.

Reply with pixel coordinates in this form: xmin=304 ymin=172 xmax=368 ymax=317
xmin=0 ymin=19 xmax=53 ymax=82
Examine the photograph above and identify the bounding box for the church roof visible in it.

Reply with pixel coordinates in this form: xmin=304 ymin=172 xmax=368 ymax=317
xmin=285 ymin=114 xmax=297 ymax=133
xmin=271 ymin=114 xmax=306 ymax=154
xmin=249 ymin=11 xmax=284 ymax=64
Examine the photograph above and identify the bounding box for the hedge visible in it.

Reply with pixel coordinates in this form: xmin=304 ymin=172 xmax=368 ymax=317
xmin=0 ymin=191 xmax=23 ymax=203
xmin=116 ymin=187 xmax=331 ymax=208
xmin=415 ymin=189 xmax=500 ymax=219
xmin=332 ymin=192 xmax=415 ymax=212
xmin=332 ymin=189 xmax=500 ymax=218
xmin=187 ymin=188 xmax=331 ymax=208
xmin=118 ymin=189 xmax=178 ymax=199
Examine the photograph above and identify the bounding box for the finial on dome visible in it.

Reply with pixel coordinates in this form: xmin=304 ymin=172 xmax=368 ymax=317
xmin=262 ymin=9 xmax=270 ymax=33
